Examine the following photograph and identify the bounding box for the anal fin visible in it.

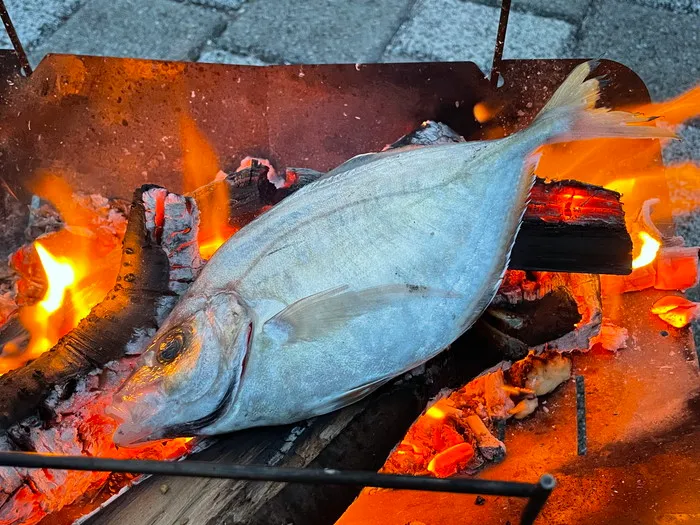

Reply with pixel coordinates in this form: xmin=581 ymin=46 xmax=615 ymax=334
xmin=317 ymin=376 xmax=393 ymax=414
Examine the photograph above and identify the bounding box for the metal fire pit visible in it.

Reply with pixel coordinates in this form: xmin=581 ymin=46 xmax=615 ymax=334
xmin=0 ymin=2 xmax=697 ymax=524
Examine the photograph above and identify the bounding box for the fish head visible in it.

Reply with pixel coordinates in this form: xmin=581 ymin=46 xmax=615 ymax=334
xmin=108 ymin=290 xmax=252 ymax=446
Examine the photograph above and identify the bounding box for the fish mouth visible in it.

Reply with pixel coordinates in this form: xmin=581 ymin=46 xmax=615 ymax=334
xmin=106 ymin=402 xmax=162 ymax=447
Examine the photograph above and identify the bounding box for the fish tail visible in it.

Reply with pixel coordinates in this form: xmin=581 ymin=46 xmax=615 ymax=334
xmin=530 ymin=60 xmax=677 ymax=143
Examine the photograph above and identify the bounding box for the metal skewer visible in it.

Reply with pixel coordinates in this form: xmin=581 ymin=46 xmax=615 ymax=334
xmin=0 ymin=451 xmax=555 ymax=525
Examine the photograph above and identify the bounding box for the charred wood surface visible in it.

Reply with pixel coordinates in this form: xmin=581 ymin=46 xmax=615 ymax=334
xmin=471 ymin=271 xmax=603 ymax=360
xmin=511 ymin=179 xmax=632 ymax=275
xmin=0 ymin=186 xmax=170 ymax=430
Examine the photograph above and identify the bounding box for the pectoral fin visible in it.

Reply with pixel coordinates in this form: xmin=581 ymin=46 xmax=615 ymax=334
xmin=264 ymin=284 xmax=459 ymax=344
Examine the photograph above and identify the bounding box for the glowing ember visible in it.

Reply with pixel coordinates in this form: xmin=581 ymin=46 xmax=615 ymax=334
xmin=425 ymin=405 xmax=446 ymax=420
xmin=632 ymin=232 xmax=661 ymax=269
xmin=651 ymin=296 xmax=699 ymax=328
xmin=473 ymin=102 xmax=496 ymax=123
xmin=426 ymin=442 xmax=474 ymax=478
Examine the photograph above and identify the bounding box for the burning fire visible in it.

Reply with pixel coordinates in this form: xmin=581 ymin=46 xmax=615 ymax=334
xmin=1 ymin=175 xmax=126 ymax=375
xmin=18 ymin=242 xmax=85 ymax=357
xmin=631 ymin=232 xmax=661 ymax=269
xmin=651 ymin=296 xmax=699 ymax=328
xmin=179 ymin=114 xmax=235 ymax=259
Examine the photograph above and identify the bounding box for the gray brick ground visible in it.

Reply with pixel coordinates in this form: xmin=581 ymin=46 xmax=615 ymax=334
xmin=473 ymin=0 xmax=593 ymax=23
xmin=384 ymin=0 xmax=575 ymax=73
xmin=185 ymin=0 xmax=245 ymax=10
xmin=665 ymin=125 xmax=700 ymax=165
xmin=30 ymin=0 xmax=226 ymax=64
xmin=198 ymin=48 xmax=266 ymax=65
xmin=216 ymin=0 xmax=414 ymax=63
xmin=576 ymin=0 xmax=700 ymax=100
xmin=624 ymin=0 xmax=700 ymax=13
xmin=0 ymin=0 xmax=85 ymax=49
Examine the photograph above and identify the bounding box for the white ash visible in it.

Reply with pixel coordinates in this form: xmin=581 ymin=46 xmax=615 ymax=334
xmin=236 ymin=156 xmax=280 ymax=187
xmin=161 ymin=193 xmax=204 ymax=295
xmin=155 ymin=296 xmax=178 ymax=326
xmin=25 ymin=195 xmax=63 ymax=241
xmin=124 ymin=326 xmax=157 ymax=355
xmin=143 ymin=188 xmax=204 ymax=323
xmin=143 ymin=187 xmax=168 ymax=245
xmin=589 ymin=320 xmax=629 ymax=352
xmin=0 ymin=433 xmax=25 ymax=504
xmin=268 ymin=424 xmax=308 ymax=466
xmin=465 ymin=414 xmax=506 ymax=461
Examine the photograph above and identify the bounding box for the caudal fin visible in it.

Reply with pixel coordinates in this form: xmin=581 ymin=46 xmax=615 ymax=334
xmin=532 ymin=61 xmax=677 ymax=143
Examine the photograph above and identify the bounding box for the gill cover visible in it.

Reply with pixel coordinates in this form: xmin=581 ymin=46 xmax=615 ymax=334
xmin=109 ymin=290 xmax=253 ymax=445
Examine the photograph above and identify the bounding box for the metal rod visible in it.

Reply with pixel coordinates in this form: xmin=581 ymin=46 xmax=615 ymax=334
xmin=576 ymin=375 xmax=587 ymax=456
xmin=0 ymin=451 xmax=550 ymax=499
xmin=0 ymin=0 xmax=32 ymax=77
xmin=520 ymin=474 xmax=556 ymax=525
xmin=490 ymin=0 xmax=512 ymax=88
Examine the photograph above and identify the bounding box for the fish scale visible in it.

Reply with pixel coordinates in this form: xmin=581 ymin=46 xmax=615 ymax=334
xmin=107 ymin=61 xmax=675 ymax=445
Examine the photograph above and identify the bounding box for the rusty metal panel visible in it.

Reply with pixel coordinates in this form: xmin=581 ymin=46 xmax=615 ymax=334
xmin=0 ymin=56 xmax=491 ymax=200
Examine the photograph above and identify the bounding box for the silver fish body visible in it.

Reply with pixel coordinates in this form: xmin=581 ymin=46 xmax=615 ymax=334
xmin=109 ymin=62 xmax=674 ymax=445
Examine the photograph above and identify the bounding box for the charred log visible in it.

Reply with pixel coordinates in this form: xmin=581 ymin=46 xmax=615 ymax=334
xmin=0 ymin=186 xmax=170 ymax=430
xmin=511 ymin=179 xmax=632 ymax=275
xmin=187 ymin=161 xmax=325 ymax=232
xmin=470 ymin=270 xmax=603 ymax=360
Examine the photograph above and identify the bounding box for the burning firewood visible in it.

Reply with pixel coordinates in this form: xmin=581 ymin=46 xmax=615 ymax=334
xmin=379 ymin=351 xmax=571 ymax=480
xmin=651 ymin=295 xmax=700 ymax=328
xmin=0 ymin=186 xmax=171 ymax=430
xmin=472 ymin=270 xmax=602 ymax=359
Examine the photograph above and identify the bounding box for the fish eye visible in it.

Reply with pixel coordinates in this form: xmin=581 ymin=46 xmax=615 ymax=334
xmin=156 ymin=330 xmax=187 ymax=365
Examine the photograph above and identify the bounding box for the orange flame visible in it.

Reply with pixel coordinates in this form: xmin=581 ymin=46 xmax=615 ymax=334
xmin=13 ymin=242 xmax=91 ymax=370
xmin=1 ymin=173 xmax=125 ymax=374
xmin=631 ymin=232 xmax=661 ymax=269
xmin=179 ymin=114 xmax=235 ymax=258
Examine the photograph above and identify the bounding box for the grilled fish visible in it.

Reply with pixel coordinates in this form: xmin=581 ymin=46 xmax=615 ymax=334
xmin=108 ymin=62 xmax=673 ymax=445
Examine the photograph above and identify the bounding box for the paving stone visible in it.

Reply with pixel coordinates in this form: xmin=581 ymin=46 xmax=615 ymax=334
xmin=473 ymin=0 xmax=593 ymax=23
xmin=184 ymin=0 xmax=245 ymax=9
xmin=30 ymin=0 xmax=226 ymax=64
xmin=384 ymin=0 xmax=575 ymax=74
xmin=0 ymin=0 xmax=85 ymax=50
xmin=217 ymin=0 xmax=414 ymax=63
xmin=664 ymin=124 xmax=700 ymax=165
xmin=576 ymin=0 xmax=700 ymax=101
xmin=624 ymin=0 xmax=700 ymax=13
xmin=198 ymin=48 xmax=267 ymax=65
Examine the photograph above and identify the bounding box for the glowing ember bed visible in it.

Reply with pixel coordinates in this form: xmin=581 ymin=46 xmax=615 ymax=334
xmin=0 ymin=39 xmax=698 ymax=525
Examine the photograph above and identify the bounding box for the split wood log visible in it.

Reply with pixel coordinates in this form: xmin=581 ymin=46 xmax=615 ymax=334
xmin=513 ymin=179 xmax=632 ymax=275
xmin=0 ymin=185 xmax=171 ymax=431
xmin=470 ymin=270 xmax=603 ymax=360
